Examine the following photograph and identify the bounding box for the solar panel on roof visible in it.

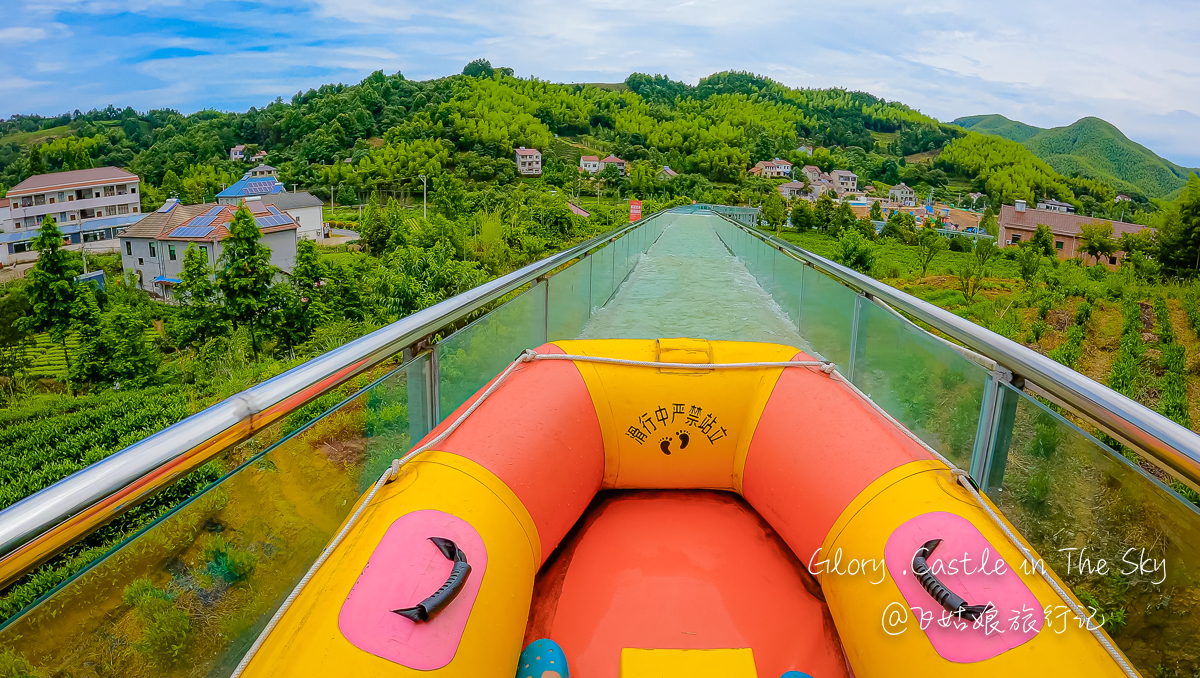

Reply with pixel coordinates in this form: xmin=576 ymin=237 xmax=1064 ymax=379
xmin=169 ymin=226 xmax=216 ymax=238
xmin=156 ymin=199 xmax=178 ymax=213
xmin=243 ymin=182 xmax=276 ymax=195
xmin=267 ymin=205 xmax=283 ymax=216
xmin=255 ymin=215 xmax=291 ymax=228
xmin=188 ymin=214 xmax=219 ymax=228
xmin=204 ymin=205 xmax=224 ymax=216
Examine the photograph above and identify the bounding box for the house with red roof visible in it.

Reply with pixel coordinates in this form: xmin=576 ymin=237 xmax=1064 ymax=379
xmin=601 ymin=155 xmax=626 ymax=175
xmin=579 ymin=155 xmax=601 ymax=173
xmin=514 ymin=147 xmax=542 ymax=176
xmin=119 ymin=198 xmax=298 ymax=299
xmin=999 ymin=200 xmax=1151 ymax=264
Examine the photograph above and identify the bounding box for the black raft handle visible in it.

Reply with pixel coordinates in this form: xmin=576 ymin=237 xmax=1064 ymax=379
xmin=392 ymin=537 xmax=472 ymax=622
xmin=912 ymin=538 xmax=993 ymax=622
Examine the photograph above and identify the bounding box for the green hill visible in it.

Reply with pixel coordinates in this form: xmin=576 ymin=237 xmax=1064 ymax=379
xmin=953 ymin=114 xmax=1200 ymax=199
xmin=952 ymin=114 xmax=1043 ymax=143
xmin=1023 ymin=117 xmax=1198 ymax=199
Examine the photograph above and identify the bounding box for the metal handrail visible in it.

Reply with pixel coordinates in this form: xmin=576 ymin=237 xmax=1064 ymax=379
xmin=0 ymin=213 xmax=657 ymax=574
xmin=727 ymin=217 xmax=1200 ymax=491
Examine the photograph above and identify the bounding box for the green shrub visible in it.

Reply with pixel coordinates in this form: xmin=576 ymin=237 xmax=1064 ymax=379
xmin=0 ymin=647 xmax=40 ymax=678
xmin=203 ymin=535 xmax=258 ymax=583
xmin=1153 ymin=296 xmax=1175 ymax=345
xmin=1074 ymin=301 xmax=1092 ymax=326
xmin=122 ymin=577 xmax=190 ymax=662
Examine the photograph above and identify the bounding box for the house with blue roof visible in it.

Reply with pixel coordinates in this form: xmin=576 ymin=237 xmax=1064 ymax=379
xmin=217 ymin=165 xmax=283 ymax=205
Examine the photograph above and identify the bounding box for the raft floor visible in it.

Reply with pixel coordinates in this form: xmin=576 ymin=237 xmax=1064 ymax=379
xmin=523 ymin=490 xmax=849 ymax=677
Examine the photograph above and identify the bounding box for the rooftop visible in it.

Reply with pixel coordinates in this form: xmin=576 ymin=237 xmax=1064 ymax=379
xmin=999 ymin=204 xmax=1148 ymax=238
xmin=122 ymin=201 xmax=296 ymax=241
xmin=580 ymin=155 xmax=600 ymax=163
xmin=514 ymin=148 xmax=540 ymax=156
xmin=217 ymin=173 xmax=283 ymax=199
xmin=601 ymin=155 xmax=625 ymax=163
xmin=8 ymin=167 xmax=139 ymax=196
xmin=259 ymin=191 xmax=324 ymax=210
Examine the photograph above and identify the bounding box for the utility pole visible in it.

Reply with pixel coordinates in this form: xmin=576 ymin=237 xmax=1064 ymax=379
xmin=419 ymin=174 xmax=427 ymax=220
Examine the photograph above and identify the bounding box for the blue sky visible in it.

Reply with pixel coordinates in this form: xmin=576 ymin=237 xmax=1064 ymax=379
xmin=5 ymin=0 xmax=1200 ymax=167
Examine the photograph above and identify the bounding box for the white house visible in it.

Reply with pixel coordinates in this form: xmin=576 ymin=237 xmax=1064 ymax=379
xmin=580 ymin=155 xmax=601 ymax=173
xmin=514 ymin=148 xmax=542 ymax=176
xmin=889 ymin=183 xmax=916 ymax=205
xmin=230 ymin=145 xmax=246 ymax=161
xmin=258 ymin=191 xmax=324 ymax=241
xmin=777 ymin=181 xmax=807 ymax=198
xmin=119 ymin=199 xmax=297 ymax=299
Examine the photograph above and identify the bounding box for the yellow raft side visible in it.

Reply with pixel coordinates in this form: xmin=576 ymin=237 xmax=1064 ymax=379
xmin=819 ymin=459 xmax=1132 ymax=677
xmin=240 ymin=450 xmax=540 ymax=678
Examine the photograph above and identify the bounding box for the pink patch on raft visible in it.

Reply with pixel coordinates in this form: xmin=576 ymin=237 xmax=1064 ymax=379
xmin=884 ymin=511 xmax=1042 ymax=662
xmin=338 ymin=510 xmax=487 ymax=669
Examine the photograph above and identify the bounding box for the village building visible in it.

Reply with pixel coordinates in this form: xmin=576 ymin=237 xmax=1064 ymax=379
xmin=1115 ymin=194 xmax=1132 ymax=203
xmin=831 ymin=170 xmax=858 ymax=193
xmin=658 ymin=166 xmax=679 ymax=179
xmin=579 ymin=155 xmax=602 ymax=173
xmin=229 ymin=145 xmax=246 ymax=161
xmin=777 ymin=181 xmax=807 ymax=198
xmin=1036 ymin=198 xmax=1075 ymax=213
xmin=568 ymin=203 xmax=591 ymax=218
xmin=749 ymin=159 xmax=792 ymax=178
xmin=999 ymin=200 xmax=1150 ymax=264
xmin=2 ymin=167 xmax=145 ymax=265
xmin=119 ymin=198 xmax=297 ymax=299
xmin=800 ymin=165 xmax=822 ymax=184
xmin=601 ymin=155 xmax=627 ymax=176
xmin=257 ymin=191 xmax=325 ymax=241
xmin=217 ymin=168 xmax=284 ymax=205
xmin=514 ymin=147 xmax=542 ymax=176
xmin=889 ymin=182 xmax=916 ymax=205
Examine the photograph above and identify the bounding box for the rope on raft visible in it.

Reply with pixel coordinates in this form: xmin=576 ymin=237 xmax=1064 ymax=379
xmin=232 ymin=348 xmax=1136 ymax=678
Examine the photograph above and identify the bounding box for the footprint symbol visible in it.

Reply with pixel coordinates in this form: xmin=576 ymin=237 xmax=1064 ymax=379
xmin=677 ymin=431 xmax=690 ymax=449
xmin=659 ymin=436 xmax=673 ymax=455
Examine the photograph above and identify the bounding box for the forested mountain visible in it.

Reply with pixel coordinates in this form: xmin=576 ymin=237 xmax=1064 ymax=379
xmin=954 ymin=113 xmax=1200 ymax=200
xmin=952 ymin=114 xmax=1043 ymax=143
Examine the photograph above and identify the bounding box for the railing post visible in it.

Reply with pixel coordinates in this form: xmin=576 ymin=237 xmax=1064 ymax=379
xmin=983 ymin=376 xmax=1022 ymax=492
xmin=429 ymin=346 xmax=441 ymax=426
xmin=969 ymin=370 xmax=1016 ymax=490
xmin=847 ymin=292 xmax=863 ymax=382
xmin=797 ymin=261 xmax=806 ymax=334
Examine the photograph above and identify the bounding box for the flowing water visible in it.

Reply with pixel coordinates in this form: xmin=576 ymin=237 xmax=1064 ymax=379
xmin=580 ymin=214 xmax=809 ymax=348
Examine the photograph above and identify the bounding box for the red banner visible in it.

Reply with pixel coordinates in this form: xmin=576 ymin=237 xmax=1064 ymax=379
xmin=629 ymin=200 xmax=642 ymax=222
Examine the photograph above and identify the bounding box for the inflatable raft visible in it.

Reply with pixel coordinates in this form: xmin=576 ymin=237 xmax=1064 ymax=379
xmin=235 ymin=339 xmax=1135 ymax=678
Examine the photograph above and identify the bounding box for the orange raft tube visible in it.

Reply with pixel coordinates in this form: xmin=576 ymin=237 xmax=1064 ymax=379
xmin=239 ymin=339 xmax=1135 ymax=678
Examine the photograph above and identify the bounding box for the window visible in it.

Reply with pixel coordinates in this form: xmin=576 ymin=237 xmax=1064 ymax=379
xmin=58 ymin=192 xmax=65 ymax=202
xmin=130 ymin=187 xmax=137 ymax=194
xmin=200 ymin=246 xmax=208 ymax=259
xmin=34 ymin=194 xmax=45 ymax=206
xmin=149 ymin=242 xmax=156 ymax=257
xmin=1011 ymin=234 xmax=1022 ymax=243
xmin=68 ymin=194 xmax=74 ymax=201
xmin=118 ymin=204 xmax=129 ymax=215
xmin=168 ymin=245 xmax=177 ymax=261
xmin=69 ymin=214 xmax=76 ymax=221
xmin=1055 ymin=241 xmax=1064 ymax=250
xmin=9 ymin=202 xmax=16 ymax=209
xmin=104 ymin=186 xmax=115 ymax=197
xmin=104 ymin=206 xmax=116 ymax=216
xmin=12 ymin=243 xmax=28 ymax=254
xmin=48 ymin=196 xmax=55 ymax=204
xmin=138 ymin=257 xmax=144 ymax=265
xmin=126 ymin=241 xmax=132 ymax=255
xmin=1109 ymin=256 xmax=1117 ymax=265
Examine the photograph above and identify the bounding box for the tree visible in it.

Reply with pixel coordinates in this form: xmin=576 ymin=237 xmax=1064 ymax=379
xmin=463 ymin=59 xmax=495 ymax=78
xmin=0 ymin=285 xmax=33 ymax=398
xmin=880 ymin=210 xmax=917 ymax=244
xmin=171 ymin=243 xmax=225 ymax=348
xmin=914 ymin=229 xmax=947 ymax=279
xmin=762 ymin=191 xmax=787 ymax=232
xmin=834 ymin=200 xmax=856 ymax=234
xmin=1029 ymin=224 xmax=1056 ymax=257
xmin=28 ymin=145 xmax=45 ymax=175
xmin=1079 ymin=221 xmax=1116 ymax=265
xmin=979 ymin=207 xmax=998 ymax=237
xmin=68 ymin=283 xmax=104 ymax=386
xmin=1015 ymin=245 xmax=1043 ymax=286
xmin=834 ymin=228 xmax=875 ymax=274
xmin=74 ymin=301 xmax=160 ymax=388
xmin=18 ymin=216 xmax=78 ymax=393
xmin=790 ymin=199 xmax=814 ymax=230
xmin=218 ymin=203 xmax=276 ymax=357
xmin=813 ymin=191 xmax=836 ymax=232
xmin=160 ymin=169 xmax=184 ymax=200
xmin=868 ymin=200 xmax=883 ymax=222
